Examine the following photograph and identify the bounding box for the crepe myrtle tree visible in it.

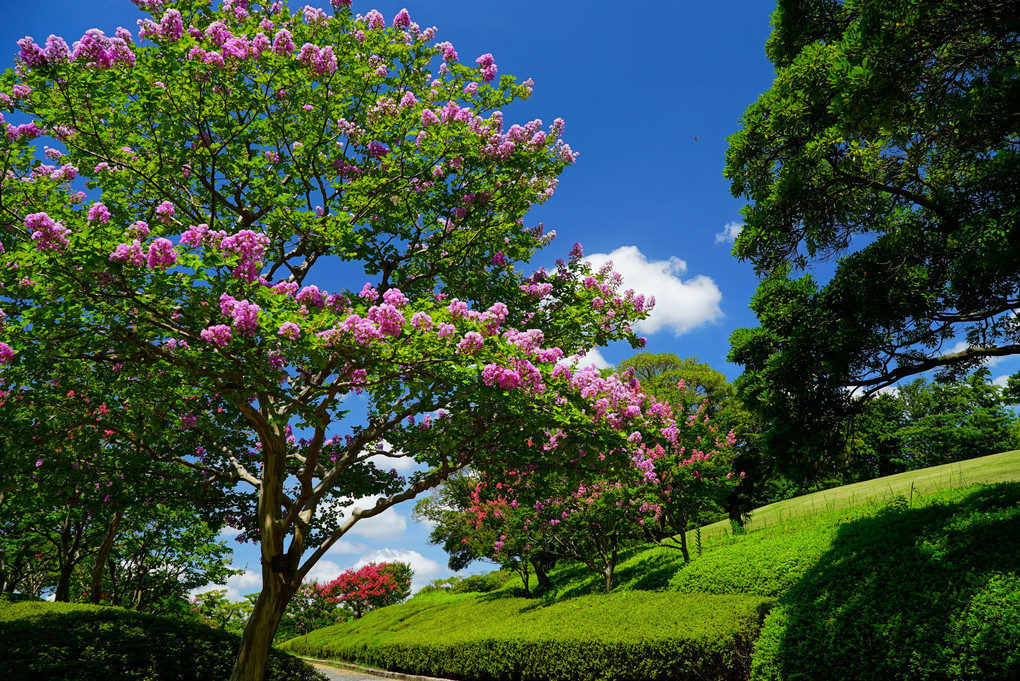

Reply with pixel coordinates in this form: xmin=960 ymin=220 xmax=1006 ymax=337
xmin=0 ymin=2 xmax=655 ymax=679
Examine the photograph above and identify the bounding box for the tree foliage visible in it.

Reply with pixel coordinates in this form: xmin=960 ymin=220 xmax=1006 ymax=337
xmin=725 ymin=0 xmax=1020 ymax=475
xmin=319 ymin=561 xmax=412 ymax=619
xmin=0 ymin=2 xmax=658 ymax=678
xmin=848 ymin=369 xmax=1019 ymax=478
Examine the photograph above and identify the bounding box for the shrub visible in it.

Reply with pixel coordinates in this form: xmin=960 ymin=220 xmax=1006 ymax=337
xmin=283 ymin=590 xmax=772 ymax=681
xmin=0 ymin=598 xmax=324 ymax=681
xmin=451 ymin=571 xmax=513 ymax=594
xmin=749 ymin=484 xmax=1020 ymax=681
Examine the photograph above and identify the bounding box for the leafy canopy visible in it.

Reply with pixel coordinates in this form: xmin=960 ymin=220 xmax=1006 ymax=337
xmin=725 ymin=0 xmax=1020 ymax=474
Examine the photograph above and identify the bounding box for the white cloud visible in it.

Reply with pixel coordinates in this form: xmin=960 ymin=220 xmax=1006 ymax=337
xmin=366 ymin=440 xmax=420 ymax=475
xmin=303 ymin=560 xmax=343 ymax=586
xmin=993 ymin=374 xmax=1010 ymax=388
xmin=317 ymin=494 xmax=409 ymax=541
xmin=326 ymin=539 xmax=369 ymax=554
xmin=353 ymin=548 xmax=443 ymax=593
xmin=715 ymin=221 xmax=743 ymax=244
xmin=585 ymin=246 xmax=722 ymax=336
xmin=565 ymin=347 xmax=612 ymax=370
xmin=192 ymin=567 xmax=263 ymax=602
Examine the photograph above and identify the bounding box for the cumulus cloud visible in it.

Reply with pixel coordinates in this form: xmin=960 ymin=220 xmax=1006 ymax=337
xmin=715 ymin=221 xmax=743 ymax=244
xmin=302 ymin=560 xmax=344 ymax=586
xmin=366 ymin=440 xmax=420 ymax=475
xmin=565 ymin=347 xmax=612 ymax=370
xmin=353 ymin=548 xmax=443 ymax=593
xmin=326 ymin=539 xmax=370 ymax=554
xmin=993 ymin=374 xmax=1011 ymax=388
xmin=317 ymin=494 xmax=409 ymax=541
xmin=191 ymin=567 xmax=263 ymax=602
xmin=585 ymin=246 xmax=722 ymax=336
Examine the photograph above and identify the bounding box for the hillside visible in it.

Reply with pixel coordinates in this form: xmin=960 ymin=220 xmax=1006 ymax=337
xmin=283 ymin=451 xmax=1020 ymax=681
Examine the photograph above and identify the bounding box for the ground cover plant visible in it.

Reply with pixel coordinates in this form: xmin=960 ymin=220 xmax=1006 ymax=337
xmin=750 ymin=483 xmax=1020 ymax=681
xmin=0 ymin=597 xmax=324 ymax=681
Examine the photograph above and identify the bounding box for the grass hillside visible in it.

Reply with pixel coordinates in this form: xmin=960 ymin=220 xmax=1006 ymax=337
xmin=284 ymin=450 xmax=1020 ymax=681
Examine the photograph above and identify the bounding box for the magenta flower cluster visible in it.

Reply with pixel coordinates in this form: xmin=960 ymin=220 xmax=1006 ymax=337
xmin=26 ymin=212 xmax=71 ymax=252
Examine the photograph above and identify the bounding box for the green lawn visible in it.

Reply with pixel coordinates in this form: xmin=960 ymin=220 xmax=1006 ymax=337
xmin=699 ymin=449 xmax=1020 ymax=542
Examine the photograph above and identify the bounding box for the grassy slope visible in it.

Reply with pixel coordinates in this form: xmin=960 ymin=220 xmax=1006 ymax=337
xmin=700 ymin=448 xmax=1020 ymax=541
xmin=285 ymin=450 xmax=1020 ymax=680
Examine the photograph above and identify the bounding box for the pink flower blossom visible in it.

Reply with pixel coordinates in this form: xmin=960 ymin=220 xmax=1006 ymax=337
xmin=110 ymin=241 xmax=145 ymax=265
xmin=200 ymin=324 xmax=232 ymax=347
xmin=146 ymin=238 xmax=177 ymax=269
xmin=87 ymin=203 xmax=111 ymax=223
xmin=296 ymin=285 xmax=325 ymax=308
xmin=278 ymin=322 xmax=301 ymax=339
xmin=26 ymin=212 xmax=71 ymax=252
xmin=0 ymin=342 xmax=14 ymax=365
xmin=456 ymin=331 xmax=484 ymax=354
xmin=393 ymin=8 xmax=411 ymax=28
xmin=272 ymin=29 xmax=294 ymax=55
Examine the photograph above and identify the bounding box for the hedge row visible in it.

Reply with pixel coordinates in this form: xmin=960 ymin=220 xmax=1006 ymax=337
xmin=283 ymin=590 xmax=772 ymax=681
xmin=750 ymin=484 xmax=1020 ymax=681
xmin=0 ymin=598 xmax=324 ymax=681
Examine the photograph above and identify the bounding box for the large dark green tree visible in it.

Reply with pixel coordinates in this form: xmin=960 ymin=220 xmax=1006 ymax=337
xmin=726 ymin=0 xmax=1020 ymax=476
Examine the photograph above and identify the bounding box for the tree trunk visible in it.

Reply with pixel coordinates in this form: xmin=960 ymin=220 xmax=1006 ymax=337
xmin=678 ymin=526 xmax=691 ymax=563
xmin=531 ymin=555 xmax=554 ymax=589
xmin=229 ymin=578 xmax=296 ymax=681
xmin=90 ymin=510 xmax=123 ymax=604
xmin=54 ymin=561 xmax=74 ymax=602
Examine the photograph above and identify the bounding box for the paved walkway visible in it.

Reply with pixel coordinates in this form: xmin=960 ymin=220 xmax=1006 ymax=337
xmin=304 ymin=659 xmax=454 ymax=681
xmin=310 ymin=663 xmax=389 ymax=681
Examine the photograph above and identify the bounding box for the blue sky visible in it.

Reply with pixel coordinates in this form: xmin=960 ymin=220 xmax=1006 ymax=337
xmin=8 ymin=1 xmax=1017 ymax=597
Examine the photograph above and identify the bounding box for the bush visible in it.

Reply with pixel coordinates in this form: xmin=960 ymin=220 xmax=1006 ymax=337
xmin=0 ymin=598 xmax=324 ymax=681
xmin=451 ymin=571 xmax=513 ymax=594
xmin=667 ymin=523 xmax=837 ymax=597
xmin=282 ymin=590 xmax=772 ymax=681
xmin=750 ymin=484 xmax=1020 ymax=681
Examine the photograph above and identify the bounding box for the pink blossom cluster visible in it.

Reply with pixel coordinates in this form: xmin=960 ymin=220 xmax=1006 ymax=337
xmin=218 ymin=229 xmax=270 ymax=282
xmin=5 ymin=122 xmax=42 ymax=142
xmin=73 ymin=29 xmax=136 ymax=68
xmin=200 ymin=324 xmax=232 ymax=347
xmin=0 ymin=342 xmax=14 ymax=365
xmin=219 ymin=294 xmax=261 ymax=335
xmin=475 ymin=53 xmax=497 ymax=82
xmin=146 ymin=237 xmax=177 ymax=269
xmin=26 ymin=212 xmax=71 ymax=252
xmin=297 ymin=42 xmax=337 ymax=75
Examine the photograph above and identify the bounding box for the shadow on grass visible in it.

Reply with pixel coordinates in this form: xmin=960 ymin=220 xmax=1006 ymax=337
xmin=484 ymin=544 xmax=690 ymax=609
xmin=758 ymin=483 xmax=1020 ymax=681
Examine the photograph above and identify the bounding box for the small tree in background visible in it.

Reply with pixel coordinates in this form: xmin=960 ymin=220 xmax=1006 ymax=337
xmin=319 ymin=562 xmax=412 ymax=619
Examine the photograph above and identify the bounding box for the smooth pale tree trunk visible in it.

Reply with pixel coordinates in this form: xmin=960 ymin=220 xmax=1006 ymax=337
xmin=229 ymin=577 xmax=298 ymax=681
xmin=89 ymin=510 xmax=122 ymax=604
xmin=230 ymin=427 xmax=302 ymax=681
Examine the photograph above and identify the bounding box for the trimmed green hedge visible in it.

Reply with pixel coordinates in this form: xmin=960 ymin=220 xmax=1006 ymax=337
xmin=0 ymin=598 xmax=324 ymax=681
xmin=750 ymin=484 xmax=1020 ymax=681
xmin=283 ymin=590 xmax=772 ymax=681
